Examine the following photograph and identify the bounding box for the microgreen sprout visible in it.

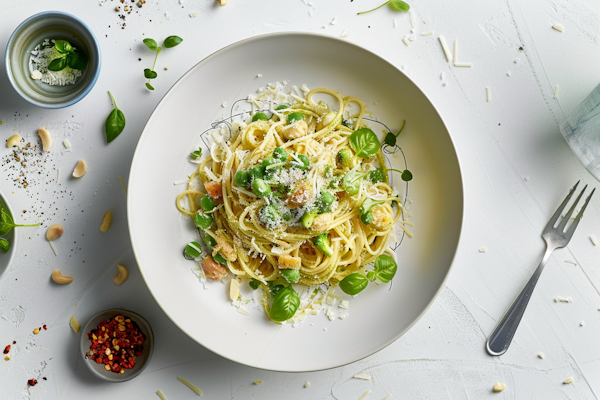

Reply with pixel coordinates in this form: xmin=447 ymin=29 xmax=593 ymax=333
xmin=358 ymin=0 xmax=410 ymax=15
xmin=143 ymin=36 xmax=183 ymax=90
xmin=384 ymin=120 xmax=406 ymax=147
xmin=48 ymin=40 xmax=88 ymax=72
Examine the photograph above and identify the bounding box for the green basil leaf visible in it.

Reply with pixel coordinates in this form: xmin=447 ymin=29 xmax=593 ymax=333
xmin=0 ymin=238 xmax=9 ymax=253
xmin=269 ymin=286 xmax=300 ymax=322
xmin=249 ymin=279 xmax=261 ymax=290
xmin=366 ymin=271 xmax=378 ymax=282
xmin=384 ymin=132 xmax=397 ymax=147
xmin=0 ymin=209 xmax=15 ymax=235
xmin=47 ymin=56 xmax=67 ymax=72
xmin=144 ymin=69 xmax=157 ymax=79
xmin=349 ymin=128 xmax=381 ymax=158
xmin=54 ymin=40 xmax=72 ymax=54
xmin=163 ymin=35 xmax=183 ymax=48
xmin=66 ymin=52 xmax=88 ymax=71
xmin=339 ymin=273 xmax=368 ymax=295
xmin=146 ymin=82 xmax=155 ymax=90
xmin=390 ymin=0 xmax=410 ymax=11
xmin=105 ymin=109 xmax=126 ymax=143
xmin=374 ymin=254 xmax=397 ymax=282
xmin=401 ymin=170 xmax=413 ymax=181
xmin=143 ymin=38 xmax=158 ymax=50
xmin=269 ymin=283 xmax=284 ymax=297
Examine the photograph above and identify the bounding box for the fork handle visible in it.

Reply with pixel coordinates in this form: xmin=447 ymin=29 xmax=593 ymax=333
xmin=486 ymin=245 xmax=555 ymax=356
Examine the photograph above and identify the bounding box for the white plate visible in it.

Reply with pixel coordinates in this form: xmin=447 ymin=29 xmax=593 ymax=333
xmin=128 ymin=32 xmax=463 ymax=372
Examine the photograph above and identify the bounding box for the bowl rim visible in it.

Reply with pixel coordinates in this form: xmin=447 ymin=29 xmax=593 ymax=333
xmin=4 ymin=10 xmax=102 ymax=109
xmin=79 ymin=308 xmax=154 ymax=382
xmin=0 ymin=188 xmax=17 ymax=282
xmin=127 ymin=31 xmax=465 ymax=372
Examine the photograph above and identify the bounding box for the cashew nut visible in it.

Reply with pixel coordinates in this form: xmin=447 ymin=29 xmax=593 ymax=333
xmin=229 ymin=279 xmax=240 ymax=301
xmin=51 ymin=269 xmax=73 ymax=284
xmin=100 ymin=211 xmax=113 ymax=232
xmin=493 ymin=382 xmax=506 ymax=392
xmin=69 ymin=315 xmax=81 ymax=333
xmin=46 ymin=224 xmax=63 ymax=241
xmin=113 ymin=264 xmax=129 ymax=285
xmin=72 ymin=160 xmax=87 ymax=178
xmin=37 ymin=127 xmax=52 ymax=151
xmin=6 ymin=134 xmax=21 ymax=148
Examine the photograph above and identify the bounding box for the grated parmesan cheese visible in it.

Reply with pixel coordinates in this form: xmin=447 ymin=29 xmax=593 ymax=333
xmin=237 ymin=307 xmax=250 ymax=316
xmin=438 ymin=36 xmax=452 ymax=62
xmin=63 ymin=139 xmax=71 ymax=149
xmin=157 ymin=390 xmax=168 ymax=400
xmin=382 ymin=395 xmax=392 ymax=400
xmin=454 ymin=62 xmax=473 ymax=67
xmin=486 ymin=87 xmax=492 ymax=102
xmin=173 ymin=178 xmax=190 ymax=185
xmin=554 ymin=85 xmax=559 ymax=99
xmin=402 ymin=36 xmax=411 ymax=46
xmin=49 ymin=241 xmax=58 ymax=256
xmin=56 ymin=169 xmax=60 ymax=184
xmin=479 ymin=247 xmax=487 ymax=253
xmin=189 ymin=11 xmax=199 ymax=17
xmin=552 ymin=24 xmax=565 ymax=32
xmin=554 ymin=296 xmax=572 ymax=303
xmin=339 ymin=300 xmax=349 ymax=309
xmin=452 ymin=40 xmax=458 ymax=64
xmin=353 ymin=373 xmax=372 ymax=381
xmin=421 ymin=31 xmax=434 ymax=36
xmin=538 ymin=352 xmax=544 ymax=359
xmin=357 ymin=390 xmax=372 ymax=400
xmin=340 ymin=30 xmax=350 ymax=38
xmin=564 ymin=377 xmax=574 ymax=384
xmin=590 ymin=235 xmax=598 ymax=245
xmin=304 ymin=381 xmax=311 ymax=388
xmin=409 ymin=9 xmax=416 ymax=29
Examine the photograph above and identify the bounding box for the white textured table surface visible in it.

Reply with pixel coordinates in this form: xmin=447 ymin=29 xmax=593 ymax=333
xmin=2 ymin=0 xmax=600 ymax=399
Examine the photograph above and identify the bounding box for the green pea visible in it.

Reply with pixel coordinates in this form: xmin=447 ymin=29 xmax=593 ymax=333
xmin=250 ymin=165 xmax=266 ymax=180
xmin=273 ymin=147 xmax=288 ymax=162
xmin=252 ymin=112 xmax=269 ymax=122
xmin=200 ymin=194 xmax=215 ymax=211
xmin=252 ymin=179 xmax=272 ymax=197
xmin=321 ymin=192 xmax=335 ymax=207
xmin=184 ymin=241 xmax=202 ymax=260
xmin=193 ymin=213 xmax=213 ymax=229
xmin=361 ymin=211 xmax=373 ymax=225
xmin=297 ymin=154 xmax=310 ymax=170
xmin=287 ymin=112 xmax=304 ymax=124
xmin=275 ymin=104 xmax=290 ymax=110
xmin=204 ymin=234 xmax=217 ymax=248
xmin=213 ymin=253 xmax=227 ymax=264
xmin=234 ymin=170 xmax=250 ymax=188
xmin=262 ymin=156 xmax=277 ymax=168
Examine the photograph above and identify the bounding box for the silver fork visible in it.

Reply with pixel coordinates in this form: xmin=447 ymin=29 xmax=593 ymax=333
xmin=486 ymin=181 xmax=595 ymax=356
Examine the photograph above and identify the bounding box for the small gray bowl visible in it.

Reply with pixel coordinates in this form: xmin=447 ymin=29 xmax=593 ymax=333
xmin=5 ymin=11 xmax=101 ymax=109
xmin=0 ymin=189 xmax=17 ymax=281
xmin=79 ymin=309 xmax=154 ymax=382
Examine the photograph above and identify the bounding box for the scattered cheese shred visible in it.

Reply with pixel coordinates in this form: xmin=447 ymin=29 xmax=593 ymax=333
xmin=381 ymin=395 xmax=392 ymax=400
xmin=63 ymin=139 xmax=71 ymax=149
xmin=409 ymin=9 xmax=416 ymax=30
xmin=253 ymin=380 xmax=263 ymax=385
xmin=479 ymin=247 xmax=487 ymax=253
xmin=454 ymin=62 xmax=473 ymax=67
xmin=486 ymin=87 xmax=492 ymax=102
xmin=554 ymin=296 xmax=572 ymax=303
xmin=421 ymin=31 xmax=434 ymax=36
xmin=564 ymin=376 xmax=574 ymax=384
xmin=177 ymin=376 xmax=203 ymax=396
xmin=339 ymin=300 xmax=349 ymax=309
xmin=358 ymin=390 xmax=372 ymax=400
xmin=438 ymin=36 xmax=452 ymax=62
xmin=590 ymin=235 xmax=598 ymax=245
xmin=402 ymin=36 xmax=411 ymax=46
xmin=173 ymin=179 xmax=190 ymax=185
xmin=304 ymin=381 xmax=310 ymax=388
xmin=49 ymin=241 xmax=58 ymax=256
xmin=353 ymin=373 xmax=372 ymax=381
xmin=56 ymin=169 xmax=60 ymax=184
xmin=238 ymin=307 xmax=250 ymax=316
xmin=340 ymin=30 xmax=350 ymax=38
xmin=552 ymin=24 xmax=565 ymax=32
xmin=493 ymin=382 xmax=506 ymax=392
xmin=119 ymin=176 xmax=127 ymax=196
xmin=157 ymin=390 xmax=168 ymax=400
xmin=452 ymin=40 xmax=458 ymax=64
xmin=538 ymin=352 xmax=544 ymax=359
xmin=69 ymin=315 xmax=81 ymax=333
xmin=580 ymin=321 xmax=585 ymax=326
xmin=554 ymin=85 xmax=560 ymax=99
xmin=189 ymin=11 xmax=199 ymax=18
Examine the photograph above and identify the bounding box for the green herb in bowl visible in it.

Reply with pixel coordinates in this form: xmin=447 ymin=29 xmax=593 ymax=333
xmin=30 ymin=39 xmax=87 ymax=86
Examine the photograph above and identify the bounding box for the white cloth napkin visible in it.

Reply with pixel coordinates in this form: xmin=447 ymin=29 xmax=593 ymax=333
xmin=561 ymin=83 xmax=600 ymax=181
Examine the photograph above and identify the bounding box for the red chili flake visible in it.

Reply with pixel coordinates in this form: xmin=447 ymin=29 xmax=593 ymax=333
xmin=3 ymin=345 xmax=10 ymax=354
xmin=85 ymin=314 xmax=145 ymax=374
xmin=12 ymin=341 xmax=16 ymax=344
xmin=43 ymin=325 xmax=47 ymax=330
xmin=27 ymin=378 xmax=37 ymax=386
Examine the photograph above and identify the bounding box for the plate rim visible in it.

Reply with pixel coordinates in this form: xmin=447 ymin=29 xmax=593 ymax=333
xmin=127 ymin=31 xmax=465 ymax=372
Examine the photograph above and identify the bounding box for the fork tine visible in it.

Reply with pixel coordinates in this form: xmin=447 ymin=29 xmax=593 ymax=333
xmin=544 ymin=181 xmax=580 ymax=232
xmin=565 ymin=188 xmax=595 ymax=239
xmin=557 ymin=184 xmax=587 ymax=232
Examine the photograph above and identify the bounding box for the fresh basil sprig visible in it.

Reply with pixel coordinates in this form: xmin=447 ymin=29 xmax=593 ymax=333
xmin=367 ymin=255 xmax=398 ymax=282
xmin=358 ymin=0 xmax=410 ymax=15
xmin=384 ymin=120 xmax=406 ymax=147
xmin=339 ymin=273 xmax=369 ymax=295
xmin=0 ymin=206 xmax=40 ymax=236
xmin=143 ymin=36 xmax=183 ymax=90
xmin=249 ymin=279 xmax=261 ymax=290
xmin=105 ymin=91 xmax=126 ymax=143
xmin=349 ymin=128 xmax=381 ymax=158
xmin=190 ymin=147 xmax=203 ymax=160
xmin=269 ymin=285 xmax=300 ymax=322
xmin=48 ymin=40 xmax=88 ymax=72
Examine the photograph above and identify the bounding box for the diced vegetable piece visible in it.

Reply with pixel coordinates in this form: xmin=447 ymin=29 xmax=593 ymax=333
xmin=313 ymin=233 xmax=333 ymax=257
xmin=200 ymin=194 xmax=215 ymax=211
xmin=252 ymin=112 xmax=269 ymax=122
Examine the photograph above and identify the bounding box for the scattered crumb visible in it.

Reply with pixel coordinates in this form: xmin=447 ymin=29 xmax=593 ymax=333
xmin=330 ymin=17 xmax=337 ymax=25
xmin=486 ymin=87 xmax=492 ymax=102
xmin=538 ymin=353 xmax=544 ymax=359
xmin=554 ymin=85 xmax=560 ymax=99
xmin=402 ymin=36 xmax=411 ymax=46
xmin=256 ymin=74 xmax=263 ymax=78
xmin=382 ymin=395 xmax=392 ymax=400
xmin=552 ymin=24 xmax=565 ymax=32
xmin=189 ymin=11 xmax=199 ymax=18
xmin=253 ymin=380 xmax=263 ymax=385
xmin=304 ymin=381 xmax=310 ymax=388
xmin=438 ymin=36 xmax=452 ymax=62
xmin=479 ymin=247 xmax=487 ymax=253
xmin=340 ymin=30 xmax=350 ymax=38
xmin=353 ymin=373 xmax=373 ymax=381
xmin=564 ymin=377 xmax=574 ymax=384
xmin=421 ymin=31 xmax=434 ymax=36
xmin=455 ymin=62 xmax=473 ymax=67
xmin=4 ymin=355 xmax=10 ymax=361
xmin=69 ymin=315 xmax=81 ymax=333
xmin=554 ymin=296 xmax=573 ymax=303
xmin=580 ymin=321 xmax=585 ymax=326
xmin=357 ymin=390 xmax=372 ymax=400
xmin=590 ymin=235 xmax=598 ymax=245
xmin=221 ymin=101 xmax=228 ymax=108
xmin=493 ymin=382 xmax=506 ymax=392
xmin=507 ymin=71 xmax=511 ymax=76
xmin=514 ymin=58 xmax=520 ymax=63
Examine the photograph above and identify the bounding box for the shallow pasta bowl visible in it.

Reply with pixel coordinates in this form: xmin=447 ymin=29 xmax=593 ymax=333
xmin=128 ymin=32 xmax=463 ymax=372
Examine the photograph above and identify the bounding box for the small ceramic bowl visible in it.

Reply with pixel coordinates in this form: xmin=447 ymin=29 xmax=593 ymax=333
xmin=0 ymin=189 xmax=17 ymax=281
xmin=79 ymin=309 xmax=154 ymax=382
xmin=5 ymin=11 xmax=101 ymax=109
